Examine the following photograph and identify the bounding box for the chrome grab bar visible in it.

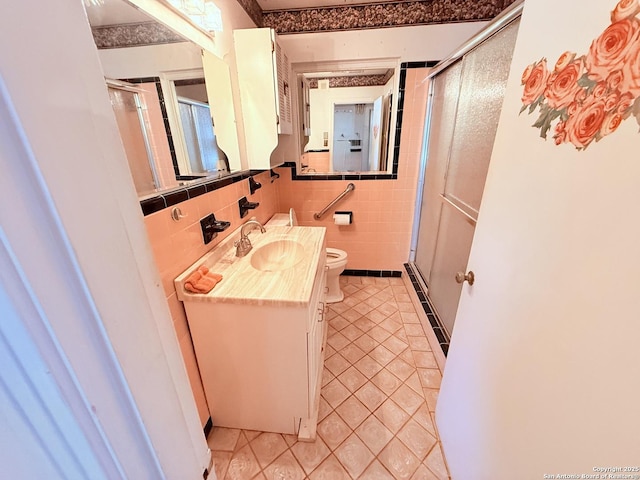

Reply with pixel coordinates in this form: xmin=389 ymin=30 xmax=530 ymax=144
xmin=314 ymin=183 xmax=355 ymax=220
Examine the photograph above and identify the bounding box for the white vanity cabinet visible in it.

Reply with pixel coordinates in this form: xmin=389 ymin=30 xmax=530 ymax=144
xmin=177 ymin=228 xmax=327 ymax=439
xmin=233 ymin=27 xmax=292 ymax=169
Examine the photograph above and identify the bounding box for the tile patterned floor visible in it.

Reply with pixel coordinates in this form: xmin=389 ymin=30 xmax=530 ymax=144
xmin=207 ymin=275 xmax=450 ymax=479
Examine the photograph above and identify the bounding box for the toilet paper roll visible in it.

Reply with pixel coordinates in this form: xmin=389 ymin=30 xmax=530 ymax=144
xmin=333 ymin=213 xmax=351 ymax=225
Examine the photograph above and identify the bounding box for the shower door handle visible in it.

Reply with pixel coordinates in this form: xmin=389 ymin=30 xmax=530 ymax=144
xmin=455 ymin=271 xmax=475 ymax=286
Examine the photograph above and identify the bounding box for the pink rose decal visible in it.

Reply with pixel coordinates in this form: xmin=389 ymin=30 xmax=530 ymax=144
xmin=521 ymin=59 xmax=549 ymax=105
xmin=520 ymin=0 xmax=640 ymax=150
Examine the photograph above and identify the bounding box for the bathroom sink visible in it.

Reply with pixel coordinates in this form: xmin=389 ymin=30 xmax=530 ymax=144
xmin=250 ymin=239 xmax=305 ymax=272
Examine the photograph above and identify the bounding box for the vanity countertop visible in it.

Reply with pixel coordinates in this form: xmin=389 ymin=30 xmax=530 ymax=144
xmin=175 ymin=225 xmax=326 ymax=307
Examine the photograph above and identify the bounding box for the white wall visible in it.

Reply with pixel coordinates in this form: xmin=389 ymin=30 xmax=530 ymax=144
xmin=437 ymin=0 xmax=640 ymax=476
xmin=0 ymin=0 xmax=210 ymax=478
xmin=278 ymin=22 xmax=488 ymax=64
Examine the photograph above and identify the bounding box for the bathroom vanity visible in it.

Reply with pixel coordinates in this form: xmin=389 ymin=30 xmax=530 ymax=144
xmin=175 ymin=225 xmax=327 ymax=440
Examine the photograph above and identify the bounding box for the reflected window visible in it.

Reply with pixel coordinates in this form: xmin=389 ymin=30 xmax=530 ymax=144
xmin=177 ymin=98 xmax=228 ymax=175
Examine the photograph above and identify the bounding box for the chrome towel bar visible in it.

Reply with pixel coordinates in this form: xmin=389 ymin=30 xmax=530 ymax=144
xmin=314 ymin=183 xmax=355 ymax=220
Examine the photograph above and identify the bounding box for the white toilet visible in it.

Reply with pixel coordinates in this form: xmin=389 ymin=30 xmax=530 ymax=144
xmin=265 ymin=209 xmax=348 ymax=303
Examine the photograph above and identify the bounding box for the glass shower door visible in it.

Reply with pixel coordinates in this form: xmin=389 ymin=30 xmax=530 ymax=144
xmin=415 ymin=20 xmax=520 ymax=337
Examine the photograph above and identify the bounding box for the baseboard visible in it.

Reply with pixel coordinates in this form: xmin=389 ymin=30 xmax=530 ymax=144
xmin=342 ymin=269 xmax=402 ymax=277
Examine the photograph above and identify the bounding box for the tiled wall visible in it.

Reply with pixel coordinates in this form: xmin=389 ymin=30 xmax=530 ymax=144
xmin=143 ymin=170 xmax=279 ymax=424
xmin=277 ymin=67 xmax=431 ymax=272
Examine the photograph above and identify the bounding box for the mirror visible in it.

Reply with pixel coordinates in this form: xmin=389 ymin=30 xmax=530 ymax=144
xmin=84 ymin=0 xmax=239 ymax=197
xmin=292 ymin=61 xmax=397 ymax=175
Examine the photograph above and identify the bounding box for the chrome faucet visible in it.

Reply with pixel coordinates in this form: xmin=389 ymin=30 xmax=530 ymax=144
xmin=234 ymin=219 xmax=266 ymax=257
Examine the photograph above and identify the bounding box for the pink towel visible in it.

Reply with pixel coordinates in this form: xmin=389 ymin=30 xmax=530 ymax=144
xmin=184 ymin=265 xmax=223 ymax=294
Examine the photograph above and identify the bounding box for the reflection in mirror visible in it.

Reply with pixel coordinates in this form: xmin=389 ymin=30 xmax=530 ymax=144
xmin=294 ymin=64 xmax=396 ymax=175
xmin=84 ymin=0 xmax=236 ymax=197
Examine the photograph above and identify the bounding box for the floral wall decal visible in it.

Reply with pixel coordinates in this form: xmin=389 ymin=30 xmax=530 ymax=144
xmin=520 ymin=0 xmax=640 ymax=149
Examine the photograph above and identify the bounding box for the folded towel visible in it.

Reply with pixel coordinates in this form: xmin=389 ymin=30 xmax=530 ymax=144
xmin=184 ymin=265 xmax=223 ymax=294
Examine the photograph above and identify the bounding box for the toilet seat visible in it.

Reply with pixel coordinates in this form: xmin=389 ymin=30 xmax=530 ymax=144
xmin=326 ymin=248 xmax=348 ymax=268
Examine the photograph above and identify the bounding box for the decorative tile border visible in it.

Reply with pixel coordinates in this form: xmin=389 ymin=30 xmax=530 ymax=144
xmin=404 ymin=263 xmax=450 ymax=356
xmin=263 ymin=0 xmax=517 ymax=35
xmin=290 ymin=61 xmax=437 ymax=181
xmin=342 ymin=269 xmax=402 ymax=277
xmin=139 ymin=170 xmax=263 ymax=216
xmin=309 ymin=72 xmax=393 ymax=88
xmin=91 ymin=22 xmax=186 ymax=49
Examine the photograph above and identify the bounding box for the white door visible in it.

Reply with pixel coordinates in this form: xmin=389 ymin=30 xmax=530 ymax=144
xmin=437 ymin=0 xmax=640 ymax=477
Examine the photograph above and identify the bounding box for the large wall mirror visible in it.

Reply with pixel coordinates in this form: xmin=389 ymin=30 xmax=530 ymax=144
xmin=291 ymin=59 xmax=398 ymax=175
xmin=84 ymin=0 xmax=240 ymax=197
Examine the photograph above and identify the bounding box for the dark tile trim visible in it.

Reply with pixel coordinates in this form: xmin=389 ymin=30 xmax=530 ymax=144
xmin=403 ymin=263 xmax=450 ymax=357
xmin=203 ymin=416 xmax=213 ymax=438
xmin=342 ymin=269 xmax=402 ymax=278
xmin=290 ymin=62 xmax=437 ymax=182
xmin=139 ymin=170 xmax=258 ymax=216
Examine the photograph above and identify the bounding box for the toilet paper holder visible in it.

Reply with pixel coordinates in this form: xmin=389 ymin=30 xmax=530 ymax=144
xmin=333 ymin=211 xmax=353 ymax=225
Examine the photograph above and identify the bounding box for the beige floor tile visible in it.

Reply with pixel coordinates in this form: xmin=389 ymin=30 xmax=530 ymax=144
xmin=397 ymin=418 xmax=437 ymax=461
xmin=208 ymin=427 xmax=242 ymax=452
xmin=352 ymin=302 xmax=374 ymax=316
xmin=370 ymin=368 xmax=403 ymax=396
xmin=353 ymin=334 xmax=378 ymax=354
xmin=339 ymin=343 xmax=367 ymax=364
xmin=369 ymin=344 xmax=396 ymax=366
xmin=211 ymin=450 xmax=232 ymax=480
xmin=365 ymin=308 xmax=388 ymax=324
xmin=368 ymin=325 xmax=392 ymax=343
xmin=395 ymin=293 xmax=412 ymax=303
xmin=424 ymin=388 xmax=439 ymax=412
xmin=405 ymin=371 xmax=425 ymax=395
xmin=391 ymin=384 xmax=425 ymax=416
xmin=413 ymin=350 xmax=438 ymax=368
xmin=318 ymin=396 xmax=333 ymax=422
xmin=374 ymin=398 xmax=410 ymax=434
xmin=329 ymin=315 xmax=350 ymax=331
xmin=308 ymin=454 xmax=350 ymax=480
xmin=341 ymin=308 xmax=363 ymax=323
xmin=397 ymin=301 xmax=416 ymax=312
xmin=249 ymin=432 xmax=288 ymax=469
xmin=411 ymin=463 xmax=441 ymax=480
xmin=340 ymin=323 xmax=364 ymax=341
xmin=378 ymin=437 xmax=421 ymax=480
xmin=321 ymin=367 xmax=335 ymax=388
xmin=261 ymin=450 xmax=306 ymax=480
xmin=224 ymin=444 xmax=261 ymax=480
xmin=353 ymin=317 xmax=376 ymax=333
xmin=290 ymin=436 xmax=331 ymax=475
xmin=379 ymin=317 xmax=403 ymax=334
xmin=327 ymin=331 xmax=351 ymax=350
xmin=404 ymin=323 xmax=426 ymax=336
xmin=386 ymin=357 xmax=414 ymax=381
xmin=354 ymin=355 xmax=384 ymax=378
xmin=407 ymin=335 xmax=431 ymax=351
xmin=337 ymin=366 xmax=368 ymax=393
xmin=354 ymin=381 xmax=387 ymax=412
xmin=324 ymin=353 xmax=351 ymax=377
xmin=317 ymin=412 xmax=352 ymax=450
xmin=425 ymin=443 xmax=450 ymax=480
xmin=359 ymin=459 xmax=395 ymax=479
xmin=341 ymin=296 xmax=361 ymax=308
xmin=412 ymin=403 xmax=437 ymax=437
xmin=418 ymin=368 xmax=443 ymax=389
xmin=363 ymin=295 xmax=385 ymax=309
xmin=334 ymin=433 xmax=375 ymax=478
xmin=354 ymin=415 xmax=394 ymax=455
xmin=321 ymin=378 xmax=351 ymax=409
xmin=335 ymin=395 xmax=370 ymax=429
xmin=383 ymin=335 xmax=409 ymax=355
